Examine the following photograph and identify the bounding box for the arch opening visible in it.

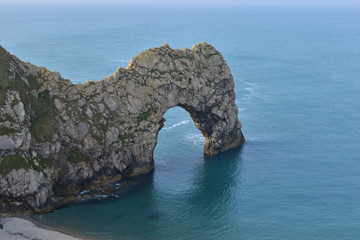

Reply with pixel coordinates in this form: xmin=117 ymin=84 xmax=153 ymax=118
xmin=154 ymin=107 xmax=205 ymax=165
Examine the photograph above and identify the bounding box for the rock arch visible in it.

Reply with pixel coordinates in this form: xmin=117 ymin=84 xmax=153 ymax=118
xmin=0 ymin=42 xmax=244 ymax=213
xmin=108 ymin=42 xmax=245 ymax=175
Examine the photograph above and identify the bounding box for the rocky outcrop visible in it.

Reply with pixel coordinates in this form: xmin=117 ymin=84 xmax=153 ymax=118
xmin=0 ymin=42 xmax=244 ymax=214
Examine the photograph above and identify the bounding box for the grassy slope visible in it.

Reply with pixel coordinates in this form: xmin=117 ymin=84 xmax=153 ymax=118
xmin=0 ymin=46 xmax=57 ymax=175
xmin=0 ymin=46 xmax=56 ymax=142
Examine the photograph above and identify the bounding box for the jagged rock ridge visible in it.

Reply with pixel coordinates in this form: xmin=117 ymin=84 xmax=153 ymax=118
xmin=0 ymin=42 xmax=244 ymax=214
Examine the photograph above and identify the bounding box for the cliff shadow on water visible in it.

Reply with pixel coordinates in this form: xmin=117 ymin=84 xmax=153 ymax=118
xmin=32 ymin=146 xmax=244 ymax=239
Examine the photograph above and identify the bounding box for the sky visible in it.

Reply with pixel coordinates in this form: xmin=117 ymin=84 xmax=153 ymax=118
xmin=0 ymin=0 xmax=359 ymax=6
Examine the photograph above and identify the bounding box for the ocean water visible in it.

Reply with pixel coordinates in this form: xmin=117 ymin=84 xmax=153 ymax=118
xmin=1 ymin=4 xmax=360 ymax=240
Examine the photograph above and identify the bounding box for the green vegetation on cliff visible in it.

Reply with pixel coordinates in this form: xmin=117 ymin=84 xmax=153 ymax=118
xmin=136 ymin=107 xmax=157 ymax=123
xmin=0 ymin=153 xmax=29 ymax=175
xmin=0 ymin=127 xmax=20 ymax=135
xmin=30 ymin=90 xmax=56 ymax=142
xmin=67 ymin=148 xmax=92 ymax=163
xmin=0 ymin=46 xmax=56 ymax=142
xmin=0 ymin=151 xmax=53 ymax=176
xmin=0 ymin=46 xmax=12 ymax=105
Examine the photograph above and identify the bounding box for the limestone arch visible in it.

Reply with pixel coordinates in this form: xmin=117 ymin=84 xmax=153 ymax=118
xmin=118 ymin=42 xmax=245 ymax=174
xmin=0 ymin=43 xmax=244 ymax=212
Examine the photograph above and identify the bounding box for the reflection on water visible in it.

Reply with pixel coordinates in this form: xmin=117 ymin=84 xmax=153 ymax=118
xmin=185 ymin=148 xmax=243 ymax=212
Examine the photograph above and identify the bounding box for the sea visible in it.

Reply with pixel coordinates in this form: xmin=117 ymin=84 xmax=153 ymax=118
xmin=1 ymin=3 xmax=360 ymax=240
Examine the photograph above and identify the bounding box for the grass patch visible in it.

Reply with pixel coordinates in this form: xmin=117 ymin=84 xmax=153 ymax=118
xmin=37 ymin=154 xmax=53 ymax=168
xmin=67 ymin=148 xmax=92 ymax=163
xmin=96 ymin=124 xmax=108 ymax=133
xmin=118 ymin=132 xmax=135 ymax=142
xmin=27 ymin=75 xmax=41 ymax=90
xmin=0 ymin=46 xmax=13 ymax=105
xmin=1 ymin=46 xmax=58 ymax=143
xmin=30 ymin=90 xmax=56 ymax=142
xmin=92 ymin=113 xmax=107 ymax=131
xmin=0 ymin=127 xmax=20 ymax=135
xmin=29 ymin=156 xmax=53 ymax=173
xmin=136 ymin=107 xmax=157 ymax=123
xmin=91 ymin=133 xmax=103 ymax=143
xmin=0 ymin=47 xmax=56 ymax=143
xmin=0 ymin=153 xmax=29 ymax=176
xmin=0 ymin=149 xmax=54 ymax=176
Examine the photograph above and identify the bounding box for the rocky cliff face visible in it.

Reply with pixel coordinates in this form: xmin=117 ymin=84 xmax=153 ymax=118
xmin=0 ymin=42 xmax=244 ymax=214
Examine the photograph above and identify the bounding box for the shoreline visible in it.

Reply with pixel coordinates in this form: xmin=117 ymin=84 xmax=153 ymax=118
xmin=0 ymin=216 xmax=94 ymax=240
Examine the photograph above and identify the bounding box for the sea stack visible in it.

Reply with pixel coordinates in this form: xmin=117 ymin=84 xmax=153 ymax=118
xmin=0 ymin=42 xmax=244 ymax=214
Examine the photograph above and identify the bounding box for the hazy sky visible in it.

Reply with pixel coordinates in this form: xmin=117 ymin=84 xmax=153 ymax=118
xmin=1 ymin=0 xmax=359 ymax=6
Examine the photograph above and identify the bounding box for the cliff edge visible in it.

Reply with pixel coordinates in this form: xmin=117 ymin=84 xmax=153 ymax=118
xmin=0 ymin=42 xmax=244 ymax=214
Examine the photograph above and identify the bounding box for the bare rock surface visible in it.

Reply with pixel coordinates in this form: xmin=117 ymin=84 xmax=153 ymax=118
xmin=0 ymin=42 xmax=244 ymax=214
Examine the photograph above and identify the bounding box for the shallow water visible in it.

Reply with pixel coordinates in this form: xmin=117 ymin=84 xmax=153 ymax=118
xmin=1 ymin=4 xmax=360 ymax=240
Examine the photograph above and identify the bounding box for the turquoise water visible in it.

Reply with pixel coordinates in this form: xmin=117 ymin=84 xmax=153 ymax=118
xmin=1 ymin=4 xmax=360 ymax=240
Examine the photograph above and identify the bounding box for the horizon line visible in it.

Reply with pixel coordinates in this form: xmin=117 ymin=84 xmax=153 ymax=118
xmin=1 ymin=0 xmax=360 ymax=7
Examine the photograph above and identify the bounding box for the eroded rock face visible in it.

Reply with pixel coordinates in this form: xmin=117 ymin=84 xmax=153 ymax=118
xmin=0 ymin=42 xmax=244 ymax=214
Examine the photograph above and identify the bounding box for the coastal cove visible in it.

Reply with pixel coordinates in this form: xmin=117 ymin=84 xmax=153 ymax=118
xmin=1 ymin=4 xmax=360 ymax=240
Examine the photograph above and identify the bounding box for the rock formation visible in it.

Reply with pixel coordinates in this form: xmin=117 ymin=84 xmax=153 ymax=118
xmin=0 ymin=42 xmax=244 ymax=214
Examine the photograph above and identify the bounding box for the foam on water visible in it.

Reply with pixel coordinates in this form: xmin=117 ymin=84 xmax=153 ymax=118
xmin=108 ymin=59 xmax=129 ymax=62
xmin=162 ymin=120 xmax=190 ymax=130
xmin=185 ymin=133 xmax=205 ymax=145
xmin=241 ymin=81 xmax=258 ymax=100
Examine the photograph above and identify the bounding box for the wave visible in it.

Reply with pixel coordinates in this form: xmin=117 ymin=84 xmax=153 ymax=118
xmin=108 ymin=59 xmax=129 ymax=63
xmin=244 ymin=81 xmax=256 ymax=87
xmin=241 ymin=81 xmax=258 ymax=100
xmin=185 ymin=133 xmax=205 ymax=145
xmin=156 ymin=160 xmax=167 ymax=166
xmin=79 ymin=189 xmax=91 ymax=195
xmin=163 ymin=120 xmax=190 ymax=130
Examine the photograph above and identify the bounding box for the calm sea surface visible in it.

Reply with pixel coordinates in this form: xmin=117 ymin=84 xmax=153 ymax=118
xmin=1 ymin=4 xmax=360 ymax=240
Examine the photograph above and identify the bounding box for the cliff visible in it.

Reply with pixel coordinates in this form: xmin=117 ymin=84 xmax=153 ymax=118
xmin=0 ymin=42 xmax=244 ymax=214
